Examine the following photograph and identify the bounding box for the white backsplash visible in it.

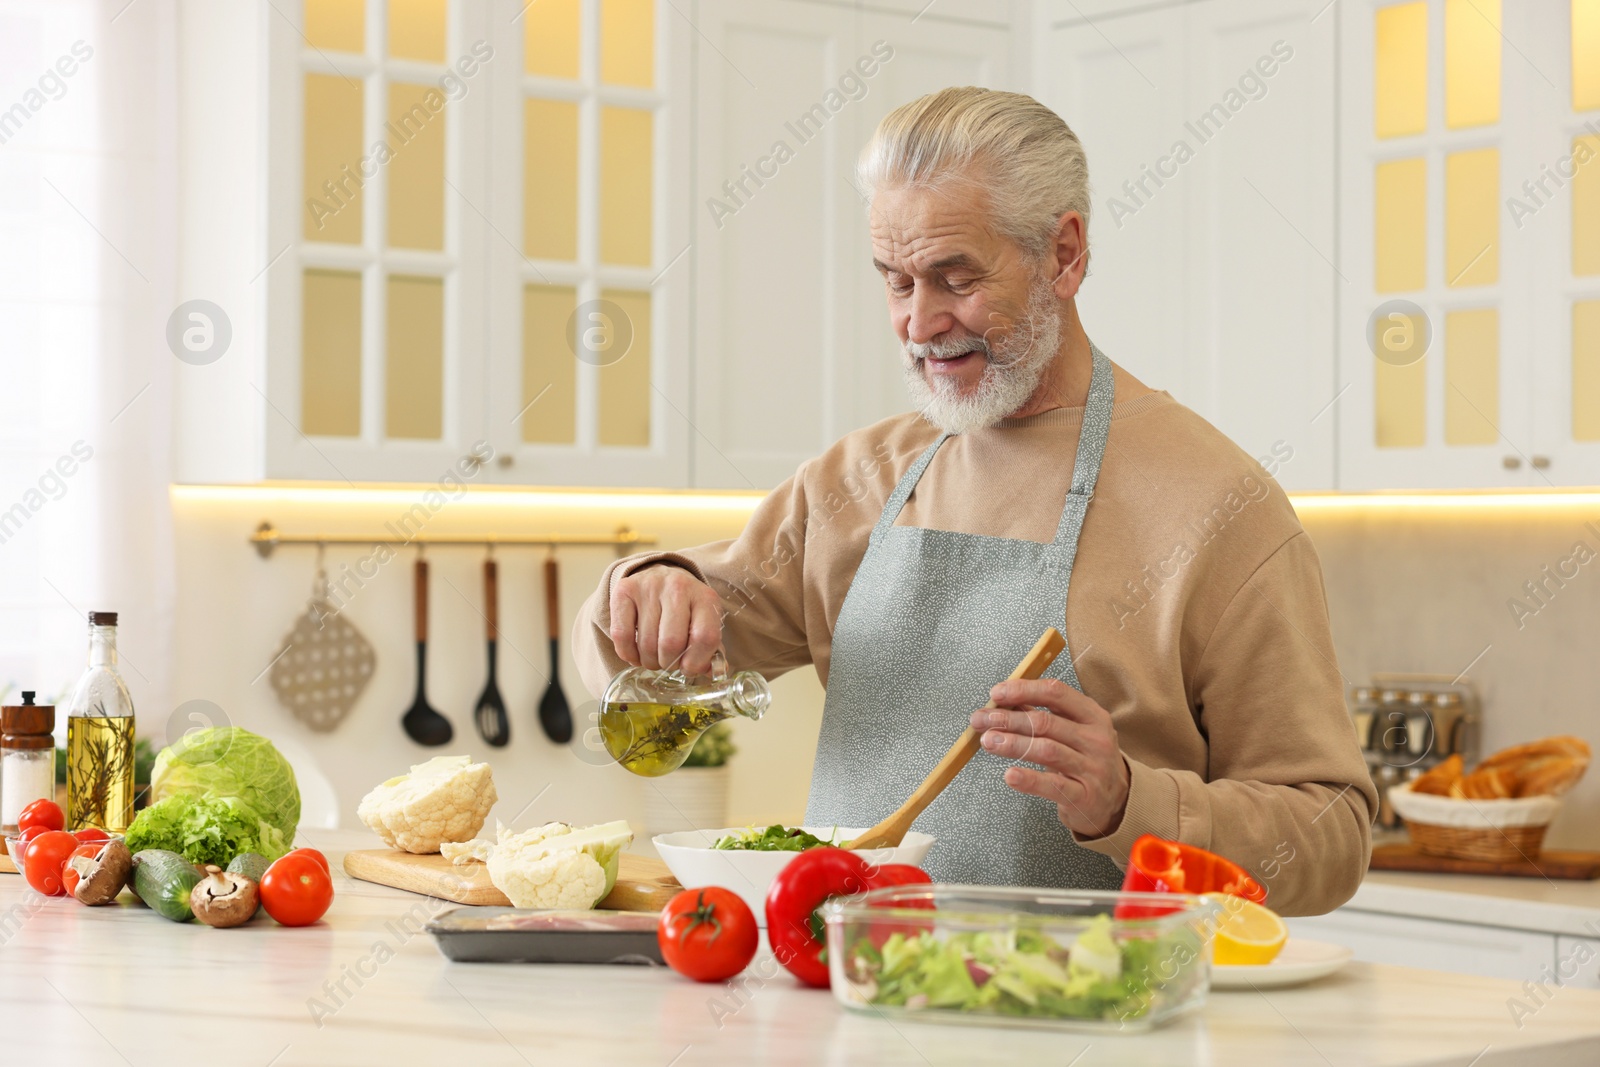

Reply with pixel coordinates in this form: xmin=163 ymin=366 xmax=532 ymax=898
xmin=168 ymin=493 xmax=1600 ymax=851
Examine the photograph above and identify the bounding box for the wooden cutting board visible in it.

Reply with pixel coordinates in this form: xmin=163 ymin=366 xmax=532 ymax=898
xmin=342 ymin=848 xmax=681 ymax=911
xmin=1371 ymin=843 xmax=1600 ymax=880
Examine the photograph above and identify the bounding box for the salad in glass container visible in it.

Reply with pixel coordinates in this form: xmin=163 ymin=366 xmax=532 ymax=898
xmin=822 ymin=885 xmax=1219 ymax=1032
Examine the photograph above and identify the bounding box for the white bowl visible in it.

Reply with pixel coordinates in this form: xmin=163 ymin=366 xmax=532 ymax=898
xmin=653 ymin=826 xmax=936 ymax=928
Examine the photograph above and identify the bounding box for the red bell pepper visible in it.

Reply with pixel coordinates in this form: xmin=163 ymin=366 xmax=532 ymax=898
xmin=864 ymin=863 xmax=932 ymax=891
xmin=1117 ymin=834 xmax=1266 ymax=918
xmin=765 ymin=847 xmax=874 ymax=988
xmin=862 ymin=863 xmax=935 ymax=948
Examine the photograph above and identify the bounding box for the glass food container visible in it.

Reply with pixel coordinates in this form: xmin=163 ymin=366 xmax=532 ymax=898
xmin=822 ymin=885 xmax=1220 ymax=1033
xmin=599 ymin=653 xmax=770 ymax=777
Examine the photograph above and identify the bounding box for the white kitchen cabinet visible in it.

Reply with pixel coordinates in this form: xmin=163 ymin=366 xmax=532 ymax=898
xmin=1287 ymin=909 xmax=1558 ymax=983
xmin=479 ymin=0 xmax=693 ymax=488
xmin=1043 ymin=0 xmax=1193 ymax=21
xmin=689 ymin=0 xmax=1014 ymax=489
xmin=175 ymin=0 xmax=692 ymax=488
xmin=1038 ymin=0 xmax=1339 ymax=490
xmin=1336 ymin=0 xmax=1600 ymax=489
xmin=1557 ymin=935 xmax=1600 ymax=990
xmin=1034 ymin=3 xmax=1192 ymax=413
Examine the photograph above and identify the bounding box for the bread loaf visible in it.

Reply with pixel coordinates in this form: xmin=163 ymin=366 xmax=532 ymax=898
xmin=1513 ymin=754 xmax=1590 ymax=797
xmin=1451 ymin=765 xmax=1516 ymax=800
xmin=1472 ymin=736 xmax=1589 ymax=797
xmin=1478 ymin=735 xmax=1590 ymax=773
xmin=1411 ymin=753 xmax=1462 ymax=796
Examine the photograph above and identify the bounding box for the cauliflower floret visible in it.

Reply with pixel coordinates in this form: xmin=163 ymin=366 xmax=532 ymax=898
xmin=475 ymin=819 xmax=633 ymax=909
xmin=442 ymin=821 xmax=571 ymax=866
xmin=440 ymin=838 xmax=493 ymax=865
xmin=358 ymin=755 xmax=498 ymax=854
xmin=487 ymin=846 xmax=607 ymax=909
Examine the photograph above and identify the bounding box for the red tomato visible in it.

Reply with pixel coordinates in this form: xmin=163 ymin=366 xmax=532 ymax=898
xmin=72 ymin=827 xmax=111 ymax=845
xmin=18 ymin=799 xmax=64 ymax=834
xmin=260 ymin=853 xmax=334 ymax=926
xmin=658 ymin=887 xmax=759 ymax=982
xmin=22 ymin=830 xmax=79 ymax=896
xmin=283 ymin=847 xmax=330 ymax=875
xmin=61 ymin=842 xmax=104 ymax=898
xmin=14 ymin=825 xmax=49 ymax=852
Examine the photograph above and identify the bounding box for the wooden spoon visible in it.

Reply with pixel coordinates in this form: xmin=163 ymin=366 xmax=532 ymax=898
xmin=845 ymin=627 xmax=1067 ymax=850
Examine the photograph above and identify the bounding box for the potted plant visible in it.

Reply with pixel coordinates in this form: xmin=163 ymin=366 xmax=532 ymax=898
xmin=642 ymin=722 xmax=735 ymax=836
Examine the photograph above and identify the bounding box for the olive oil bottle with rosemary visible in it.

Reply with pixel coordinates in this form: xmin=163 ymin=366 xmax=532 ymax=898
xmin=65 ymin=611 xmax=137 ymax=833
xmin=599 ymin=656 xmax=770 ymax=777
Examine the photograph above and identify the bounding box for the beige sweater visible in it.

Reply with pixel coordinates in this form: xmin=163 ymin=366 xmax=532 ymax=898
xmin=573 ymin=391 xmax=1375 ymax=916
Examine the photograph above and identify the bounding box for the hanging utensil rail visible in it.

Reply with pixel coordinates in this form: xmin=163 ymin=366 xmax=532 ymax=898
xmin=249 ymin=521 xmax=656 ymax=559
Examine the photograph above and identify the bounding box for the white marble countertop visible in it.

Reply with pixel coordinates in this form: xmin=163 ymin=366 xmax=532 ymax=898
xmin=4 ymin=830 xmax=1600 ymax=1067
xmin=1353 ymin=868 xmax=1600 ymax=938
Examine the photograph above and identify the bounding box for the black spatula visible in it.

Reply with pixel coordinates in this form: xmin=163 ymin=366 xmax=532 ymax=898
xmin=402 ymin=558 xmax=453 ymax=746
xmin=474 ymin=558 xmax=510 ymax=747
xmin=538 ymin=556 xmax=573 ymax=743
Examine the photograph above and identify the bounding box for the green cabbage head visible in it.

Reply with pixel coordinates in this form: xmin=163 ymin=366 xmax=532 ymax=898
xmin=151 ymin=726 xmax=301 ymax=838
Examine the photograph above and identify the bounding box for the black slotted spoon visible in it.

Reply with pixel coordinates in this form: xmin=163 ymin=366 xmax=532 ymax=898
xmin=474 ymin=557 xmax=510 ymax=747
xmin=402 ymin=557 xmax=453 ymax=746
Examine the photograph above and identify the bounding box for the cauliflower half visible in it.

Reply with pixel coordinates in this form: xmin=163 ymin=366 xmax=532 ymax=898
xmin=489 ymin=846 xmax=607 ymax=909
xmin=449 ymin=819 xmax=634 ymax=910
xmin=357 ymin=755 xmax=497 ymax=853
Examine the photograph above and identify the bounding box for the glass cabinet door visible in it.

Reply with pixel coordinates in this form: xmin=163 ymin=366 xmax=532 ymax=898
xmin=1345 ymin=0 xmax=1600 ymax=488
xmin=266 ymin=0 xmax=489 ymax=482
xmin=483 ymin=0 xmax=688 ymax=487
xmin=1536 ymin=0 xmax=1600 ymax=480
xmin=1340 ymin=0 xmax=1540 ymax=488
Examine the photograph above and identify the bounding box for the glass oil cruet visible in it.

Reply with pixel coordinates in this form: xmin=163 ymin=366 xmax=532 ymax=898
xmin=599 ymin=652 xmax=770 ymax=777
xmin=65 ymin=611 xmax=137 ymax=833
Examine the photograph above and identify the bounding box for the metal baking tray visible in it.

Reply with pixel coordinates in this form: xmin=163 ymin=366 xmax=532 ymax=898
xmin=425 ymin=908 xmax=665 ymax=965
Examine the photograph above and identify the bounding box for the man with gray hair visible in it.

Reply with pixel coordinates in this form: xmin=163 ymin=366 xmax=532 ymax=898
xmin=575 ymin=87 xmax=1374 ymax=916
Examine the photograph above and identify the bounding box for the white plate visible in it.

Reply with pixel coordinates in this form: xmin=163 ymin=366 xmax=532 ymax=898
xmin=1211 ymin=939 xmax=1353 ymax=989
xmin=652 ymin=826 xmax=936 ymax=928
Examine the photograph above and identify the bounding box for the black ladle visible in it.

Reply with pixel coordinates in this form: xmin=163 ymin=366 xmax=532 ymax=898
xmin=402 ymin=558 xmax=453 ymax=746
xmin=473 ymin=558 xmax=510 ymax=747
xmin=538 ymin=555 xmax=573 ymax=743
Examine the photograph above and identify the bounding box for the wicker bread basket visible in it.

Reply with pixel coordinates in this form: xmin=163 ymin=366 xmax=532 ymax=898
xmin=1388 ymin=782 xmax=1564 ymax=863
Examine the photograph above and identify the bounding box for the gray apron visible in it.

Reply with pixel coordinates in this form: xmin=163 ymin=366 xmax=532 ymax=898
xmin=805 ymin=344 xmax=1124 ymax=890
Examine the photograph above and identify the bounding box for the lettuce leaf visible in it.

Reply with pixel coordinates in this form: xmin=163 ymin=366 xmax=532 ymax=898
xmin=124 ymin=793 xmax=290 ymax=868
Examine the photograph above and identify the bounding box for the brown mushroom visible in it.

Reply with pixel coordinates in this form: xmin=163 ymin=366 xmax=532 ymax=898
xmin=189 ymin=865 xmax=260 ymax=928
xmin=69 ymin=839 xmax=133 ymax=906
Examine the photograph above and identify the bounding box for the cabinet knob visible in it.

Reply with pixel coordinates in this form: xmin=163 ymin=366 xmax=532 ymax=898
xmin=1531 ymin=455 xmax=1551 ymax=470
xmin=1502 ymin=456 xmax=1522 ymax=470
xmin=497 ymin=454 xmax=514 ymax=468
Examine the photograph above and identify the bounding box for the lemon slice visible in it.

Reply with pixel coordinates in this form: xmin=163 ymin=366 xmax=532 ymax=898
xmin=1203 ymin=892 xmax=1288 ymax=966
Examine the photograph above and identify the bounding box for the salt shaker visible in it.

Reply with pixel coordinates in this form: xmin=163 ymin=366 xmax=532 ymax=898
xmin=2 ymin=691 xmax=57 ymax=834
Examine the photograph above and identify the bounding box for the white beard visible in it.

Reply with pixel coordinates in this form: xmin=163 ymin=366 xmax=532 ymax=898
xmin=901 ymin=277 xmax=1062 ymax=434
